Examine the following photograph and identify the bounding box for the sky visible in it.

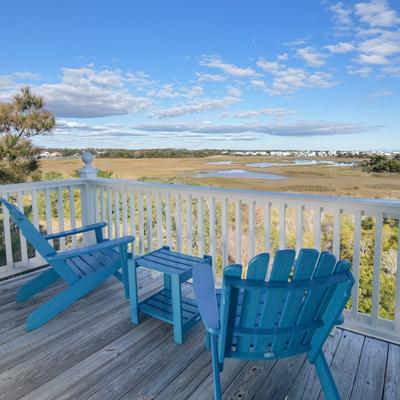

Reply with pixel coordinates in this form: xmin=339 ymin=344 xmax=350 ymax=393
xmin=0 ymin=0 xmax=400 ymax=151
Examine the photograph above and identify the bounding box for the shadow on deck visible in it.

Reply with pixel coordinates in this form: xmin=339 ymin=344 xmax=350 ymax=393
xmin=0 ymin=269 xmax=399 ymax=400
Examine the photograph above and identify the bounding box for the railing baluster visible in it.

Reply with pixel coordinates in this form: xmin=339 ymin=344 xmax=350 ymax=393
xmin=156 ymin=192 xmax=163 ymax=248
xmin=107 ymin=188 xmax=113 ymax=239
xmin=264 ymin=202 xmax=271 ymax=253
xmin=333 ymin=208 xmax=341 ymax=258
xmin=371 ymin=212 xmax=383 ymax=327
xmin=114 ymin=191 xmax=120 ymax=238
xmin=351 ymin=211 xmax=362 ymax=321
xmin=175 ymin=194 xmax=182 ymax=252
xmin=295 ymin=205 xmax=303 ymax=254
xmin=100 ymin=187 xmax=105 ymax=223
xmin=222 ymin=198 xmax=228 ymax=266
xmin=186 ymin=195 xmax=193 ymax=255
xmin=279 ymin=203 xmax=286 ymax=249
xmin=31 ymin=190 xmax=39 ymax=257
xmin=93 ymin=186 xmax=99 ymax=223
xmin=138 ymin=190 xmax=144 ymax=255
xmin=69 ymin=187 xmax=77 ymax=247
xmin=249 ymin=200 xmax=256 ymax=259
xmin=2 ymin=193 xmax=13 ymax=270
xmin=198 ymin=196 xmax=205 ymax=257
xmin=235 ymin=199 xmax=242 ymax=264
xmin=209 ymin=196 xmax=216 ymax=276
xmin=17 ymin=191 xmax=28 ymax=265
xmin=129 ymin=190 xmax=135 ymax=236
xmin=146 ymin=191 xmax=153 ymax=251
xmin=314 ymin=206 xmax=321 ymax=250
xmin=166 ymin=192 xmax=172 ymax=248
xmin=45 ymin=189 xmax=53 ymax=247
xmin=57 ymin=187 xmax=66 ymax=250
xmin=121 ymin=190 xmax=128 ymax=236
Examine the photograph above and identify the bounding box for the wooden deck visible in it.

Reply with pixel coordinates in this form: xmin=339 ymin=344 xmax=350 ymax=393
xmin=0 ymin=269 xmax=399 ymax=400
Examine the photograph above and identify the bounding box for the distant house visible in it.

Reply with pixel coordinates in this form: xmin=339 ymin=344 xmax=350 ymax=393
xmin=40 ymin=151 xmax=62 ymax=159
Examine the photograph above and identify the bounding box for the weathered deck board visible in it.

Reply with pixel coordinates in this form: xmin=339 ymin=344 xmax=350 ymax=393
xmin=287 ymin=328 xmax=343 ymax=400
xmin=350 ymin=337 xmax=388 ymax=400
xmin=0 ymin=271 xmax=397 ymax=400
xmin=383 ymin=343 xmax=400 ymax=400
xmin=318 ymin=330 xmax=365 ymax=400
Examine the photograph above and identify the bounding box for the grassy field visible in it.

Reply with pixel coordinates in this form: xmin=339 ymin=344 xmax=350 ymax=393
xmin=40 ymin=156 xmax=400 ymax=199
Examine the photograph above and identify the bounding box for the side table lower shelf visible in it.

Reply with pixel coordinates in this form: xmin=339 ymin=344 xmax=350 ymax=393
xmin=139 ymin=288 xmax=201 ymax=336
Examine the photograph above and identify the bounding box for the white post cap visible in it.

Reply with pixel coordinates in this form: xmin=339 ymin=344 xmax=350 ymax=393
xmin=79 ymin=151 xmax=98 ymax=179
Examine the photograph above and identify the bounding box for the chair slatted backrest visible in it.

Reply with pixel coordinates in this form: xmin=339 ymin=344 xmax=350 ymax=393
xmin=0 ymin=198 xmax=79 ymax=283
xmin=220 ymin=249 xmax=353 ymax=360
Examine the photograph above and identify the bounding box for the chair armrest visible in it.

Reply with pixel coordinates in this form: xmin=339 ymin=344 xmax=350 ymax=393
xmin=44 ymin=222 xmax=107 ymax=240
xmin=193 ymin=262 xmax=220 ymax=334
xmin=47 ymin=236 xmax=135 ymax=261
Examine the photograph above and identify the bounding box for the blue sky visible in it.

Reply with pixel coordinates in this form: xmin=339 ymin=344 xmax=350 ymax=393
xmin=1 ymin=0 xmax=399 ymax=150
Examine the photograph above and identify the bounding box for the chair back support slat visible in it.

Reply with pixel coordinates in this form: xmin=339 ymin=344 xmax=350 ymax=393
xmin=0 ymin=198 xmax=80 ymax=283
xmin=1 ymin=199 xmax=56 ymax=258
xmin=271 ymin=248 xmax=319 ymax=353
xmin=252 ymin=249 xmax=295 ymax=354
xmin=286 ymin=252 xmax=337 ymax=352
xmin=236 ymin=253 xmax=270 ymax=353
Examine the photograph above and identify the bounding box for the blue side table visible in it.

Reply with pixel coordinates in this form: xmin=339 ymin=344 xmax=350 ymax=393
xmin=128 ymin=246 xmax=212 ymax=344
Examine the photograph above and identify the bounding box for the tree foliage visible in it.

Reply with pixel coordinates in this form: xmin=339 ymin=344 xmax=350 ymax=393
xmin=360 ymin=155 xmax=400 ymax=173
xmin=0 ymin=87 xmax=55 ymax=183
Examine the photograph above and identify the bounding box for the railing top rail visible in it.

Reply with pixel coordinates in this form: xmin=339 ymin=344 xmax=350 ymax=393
xmin=89 ymin=177 xmax=400 ymax=215
xmin=0 ymin=178 xmax=86 ymax=194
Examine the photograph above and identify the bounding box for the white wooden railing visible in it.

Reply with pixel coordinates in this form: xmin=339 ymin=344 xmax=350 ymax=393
xmin=1 ymin=155 xmax=400 ymax=344
xmin=0 ymin=179 xmax=86 ymax=279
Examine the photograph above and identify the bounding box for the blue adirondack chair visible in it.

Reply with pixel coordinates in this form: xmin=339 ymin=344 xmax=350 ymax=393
xmin=193 ymin=249 xmax=354 ymax=400
xmin=0 ymin=198 xmax=134 ymax=331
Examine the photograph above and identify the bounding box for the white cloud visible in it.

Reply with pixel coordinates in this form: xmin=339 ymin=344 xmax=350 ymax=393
xmin=35 ymin=118 xmax=380 ymax=148
xmin=330 ymin=2 xmax=352 ymax=29
xmin=283 ymin=37 xmax=309 ymax=47
xmin=277 ymin=53 xmax=289 ymax=61
xmin=129 ymin=120 xmax=380 ymax=137
xmin=297 ymin=47 xmax=326 ymax=67
xmin=256 ymin=59 xmax=281 ymax=73
xmin=347 ymin=66 xmax=373 ymax=77
xmin=250 ymin=79 xmax=267 ymax=89
xmin=355 ymin=53 xmax=390 ymax=64
xmin=221 ymin=108 xmax=295 ymax=119
xmin=14 ymin=66 xmax=153 ymax=118
xmin=327 ymin=1 xmax=400 ymax=77
xmin=355 ymin=0 xmax=400 ymax=28
xmin=369 ymin=89 xmax=392 ymax=97
xmin=325 ymin=42 xmax=355 ymax=53
xmin=256 ymin=58 xmax=336 ymax=95
xmin=12 ymin=71 xmax=42 ymax=80
xmin=382 ymin=65 xmax=400 ymax=75
xmin=195 ymin=72 xmax=226 ymax=82
xmin=200 ymin=55 xmax=259 ymax=77
xmin=152 ymin=90 xmax=241 ymax=118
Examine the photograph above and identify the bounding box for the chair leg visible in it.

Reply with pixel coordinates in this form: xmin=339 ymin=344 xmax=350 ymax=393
xmin=16 ymin=268 xmax=60 ymax=302
xmin=26 ymin=283 xmax=90 ymax=330
xmin=210 ymin=334 xmax=222 ymax=400
xmin=314 ymin=351 xmax=340 ymax=400
xmin=120 ymin=245 xmax=130 ymax=299
xmin=26 ymin=267 xmax=115 ymax=330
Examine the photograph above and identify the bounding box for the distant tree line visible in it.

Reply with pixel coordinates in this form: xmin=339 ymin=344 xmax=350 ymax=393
xmin=48 ymin=148 xmax=224 ymax=159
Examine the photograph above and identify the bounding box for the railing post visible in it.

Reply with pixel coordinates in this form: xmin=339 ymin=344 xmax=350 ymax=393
xmin=79 ymin=151 xmax=98 ymax=244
